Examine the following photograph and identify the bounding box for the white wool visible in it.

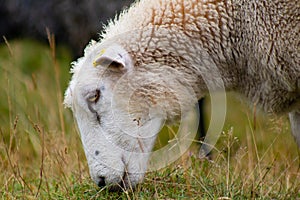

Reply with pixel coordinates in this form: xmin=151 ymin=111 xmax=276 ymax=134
xmin=64 ymin=0 xmax=300 ymax=189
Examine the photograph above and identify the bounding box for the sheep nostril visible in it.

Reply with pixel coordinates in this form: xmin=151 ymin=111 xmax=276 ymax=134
xmin=97 ymin=176 xmax=106 ymax=187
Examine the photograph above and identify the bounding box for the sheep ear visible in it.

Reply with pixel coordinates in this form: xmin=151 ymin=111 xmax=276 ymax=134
xmin=93 ymin=45 xmax=132 ymax=71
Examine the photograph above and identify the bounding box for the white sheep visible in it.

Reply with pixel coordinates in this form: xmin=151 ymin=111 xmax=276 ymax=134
xmin=64 ymin=0 xmax=300 ymax=190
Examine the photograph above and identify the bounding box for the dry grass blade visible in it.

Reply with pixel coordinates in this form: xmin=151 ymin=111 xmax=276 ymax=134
xmin=0 ymin=129 xmax=33 ymax=196
xmin=46 ymin=28 xmax=66 ymax=146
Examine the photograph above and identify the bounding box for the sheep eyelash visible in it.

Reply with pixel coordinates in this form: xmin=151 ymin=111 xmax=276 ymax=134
xmin=87 ymin=89 xmax=101 ymax=124
xmin=87 ymin=89 xmax=100 ymax=103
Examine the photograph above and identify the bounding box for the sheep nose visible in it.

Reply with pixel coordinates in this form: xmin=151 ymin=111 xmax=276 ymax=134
xmin=97 ymin=176 xmax=106 ymax=188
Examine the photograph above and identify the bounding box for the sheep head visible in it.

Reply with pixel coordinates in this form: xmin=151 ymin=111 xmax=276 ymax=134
xmin=63 ymin=39 xmax=201 ymax=190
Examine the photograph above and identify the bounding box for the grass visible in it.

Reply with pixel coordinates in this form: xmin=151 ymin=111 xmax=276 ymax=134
xmin=0 ymin=38 xmax=299 ymax=199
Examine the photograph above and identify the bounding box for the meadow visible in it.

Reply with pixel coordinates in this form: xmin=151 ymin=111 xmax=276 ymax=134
xmin=0 ymin=38 xmax=299 ymax=199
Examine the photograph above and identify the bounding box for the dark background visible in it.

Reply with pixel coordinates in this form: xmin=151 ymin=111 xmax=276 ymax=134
xmin=0 ymin=0 xmax=133 ymax=56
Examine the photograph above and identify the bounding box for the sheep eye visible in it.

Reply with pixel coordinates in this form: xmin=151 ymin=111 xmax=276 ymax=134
xmin=87 ymin=89 xmax=100 ymax=103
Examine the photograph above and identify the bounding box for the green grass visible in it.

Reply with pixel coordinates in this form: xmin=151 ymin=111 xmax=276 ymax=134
xmin=0 ymin=39 xmax=299 ymax=199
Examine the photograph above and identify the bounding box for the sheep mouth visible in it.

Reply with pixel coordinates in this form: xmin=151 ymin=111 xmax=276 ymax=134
xmin=108 ymin=157 xmax=135 ymax=192
xmin=108 ymin=171 xmax=134 ymax=192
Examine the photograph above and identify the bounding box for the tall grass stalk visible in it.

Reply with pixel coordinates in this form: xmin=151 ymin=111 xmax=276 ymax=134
xmin=47 ymin=29 xmax=66 ymax=146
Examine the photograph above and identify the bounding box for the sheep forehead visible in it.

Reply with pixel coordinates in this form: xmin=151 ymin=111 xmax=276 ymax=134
xmin=67 ymin=44 xmax=133 ymax=105
xmin=64 ymin=50 xmax=103 ymax=108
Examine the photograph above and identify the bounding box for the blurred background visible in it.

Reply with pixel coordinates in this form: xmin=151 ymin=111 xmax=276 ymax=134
xmin=0 ymin=0 xmax=133 ymax=56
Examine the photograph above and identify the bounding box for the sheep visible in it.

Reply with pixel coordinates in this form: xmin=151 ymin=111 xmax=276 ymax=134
xmin=64 ymin=0 xmax=300 ymax=190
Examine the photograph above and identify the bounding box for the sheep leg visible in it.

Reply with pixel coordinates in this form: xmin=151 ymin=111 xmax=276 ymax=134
xmin=289 ymin=110 xmax=300 ymax=148
xmin=196 ymin=98 xmax=212 ymax=159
